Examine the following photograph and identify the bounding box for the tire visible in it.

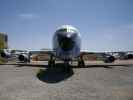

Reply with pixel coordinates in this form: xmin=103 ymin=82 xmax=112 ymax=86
xmin=78 ymin=60 xmax=85 ymax=67
xmin=48 ymin=60 xmax=55 ymax=67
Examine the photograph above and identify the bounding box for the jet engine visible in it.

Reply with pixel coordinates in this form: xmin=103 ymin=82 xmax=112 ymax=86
xmin=18 ymin=54 xmax=29 ymax=62
xmin=0 ymin=50 xmax=11 ymax=58
xmin=125 ymin=54 xmax=133 ymax=59
xmin=104 ymin=55 xmax=115 ymax=63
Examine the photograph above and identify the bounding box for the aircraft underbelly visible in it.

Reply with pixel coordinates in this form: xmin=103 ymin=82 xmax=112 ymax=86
xmin=56 ymin=46 xmax=80 ymax=60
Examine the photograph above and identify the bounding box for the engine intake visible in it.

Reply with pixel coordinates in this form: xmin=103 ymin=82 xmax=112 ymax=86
xmin=104 ymin=56 xmax=115 ymax=63
xmin=18 ymin=54 xmax=29 ymax=62
xmin=125 ymin=54 xmax=133 ymax=59
xmin=0 ymin=51 xmax=11 ymax=58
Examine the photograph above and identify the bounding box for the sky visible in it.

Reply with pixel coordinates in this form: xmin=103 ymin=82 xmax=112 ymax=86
xmin=0 ymin=0 xmax=133 ymax=52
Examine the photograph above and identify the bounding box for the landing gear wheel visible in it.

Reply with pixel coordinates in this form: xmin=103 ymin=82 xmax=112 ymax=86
xmin=48 ymin=59 xmax=55 ymax=67
xmin=64 ymin=61 xmax=70 ymax=73
xmin=78 ymin=57 xmax=85 ymax=67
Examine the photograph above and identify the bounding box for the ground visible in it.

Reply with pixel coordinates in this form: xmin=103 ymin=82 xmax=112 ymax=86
xmin=0 ymin=61 xmax=133 ymax=100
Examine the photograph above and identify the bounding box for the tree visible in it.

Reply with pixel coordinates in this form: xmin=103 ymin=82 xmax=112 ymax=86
xmin=0 ymin=38 xmax=4 ymax=49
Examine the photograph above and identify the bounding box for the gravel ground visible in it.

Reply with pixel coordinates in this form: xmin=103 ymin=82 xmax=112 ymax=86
xmin=0 ymin=62 xmax=133 ymax=100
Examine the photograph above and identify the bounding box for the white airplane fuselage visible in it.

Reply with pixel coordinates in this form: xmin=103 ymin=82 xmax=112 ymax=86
xmin=53 ymin=25 xmax=81 ymax=61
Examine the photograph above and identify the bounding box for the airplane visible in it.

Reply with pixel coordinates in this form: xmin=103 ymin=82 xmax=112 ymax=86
xmin=0 ymin=49 xmax=27 ymax=58
xmin=105 ymin=51 xmax=133 ymax=60
xmin=0 ymin=25 xmax=116 ymax=71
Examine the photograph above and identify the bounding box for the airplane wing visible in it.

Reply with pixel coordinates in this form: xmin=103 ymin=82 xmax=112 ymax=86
xmin=1 ymin=49 xmax=133 ymax=68
xmin=28 ymin=50 xmax=56 ymax=62
xmin=0 ymin=49 xmax=56 ymax=62
xmin=1 ymin=49 xmax=114 ymax=63
xmin=79 ymin=50 xmax=115 ymax=63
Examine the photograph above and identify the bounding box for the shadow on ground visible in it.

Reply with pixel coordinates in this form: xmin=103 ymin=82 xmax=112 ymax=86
xmin=36 ymin=64 xmax=74 ymax=83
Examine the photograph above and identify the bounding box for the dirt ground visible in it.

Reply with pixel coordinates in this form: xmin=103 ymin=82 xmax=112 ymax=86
xmin=0 ymin=60 xmax=133 ymax=100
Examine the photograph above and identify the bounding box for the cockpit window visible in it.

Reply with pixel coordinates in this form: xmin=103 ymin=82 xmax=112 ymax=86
xmin=56 ymin=28 xmax=67 ymax=33
xmin=56 ymin=28 xmax=78 ymax=34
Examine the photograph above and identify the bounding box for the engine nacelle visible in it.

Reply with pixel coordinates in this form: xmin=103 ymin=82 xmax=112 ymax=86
xmin=124 ymin=54 xmax=133 ymax=59
xmin=0 ymin=51 xmax=11 ymax=58
xmin=18 ymin=54 xmax=29 ymax=62
xmin=104 ymin=55 xmax=115 ymax=63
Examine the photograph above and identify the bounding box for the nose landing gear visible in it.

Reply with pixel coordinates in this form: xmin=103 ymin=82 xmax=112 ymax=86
xmin=78 ymin=56 xmax=85 ymax=67
xmin=64 ymin=61 xmax=71 ymax=72
xmin=48 ymin=56 xmax=55 ymax=68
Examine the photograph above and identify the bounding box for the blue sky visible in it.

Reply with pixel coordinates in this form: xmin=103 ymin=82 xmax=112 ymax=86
xmin=0 ymin=0 xmax=133 ymax=51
